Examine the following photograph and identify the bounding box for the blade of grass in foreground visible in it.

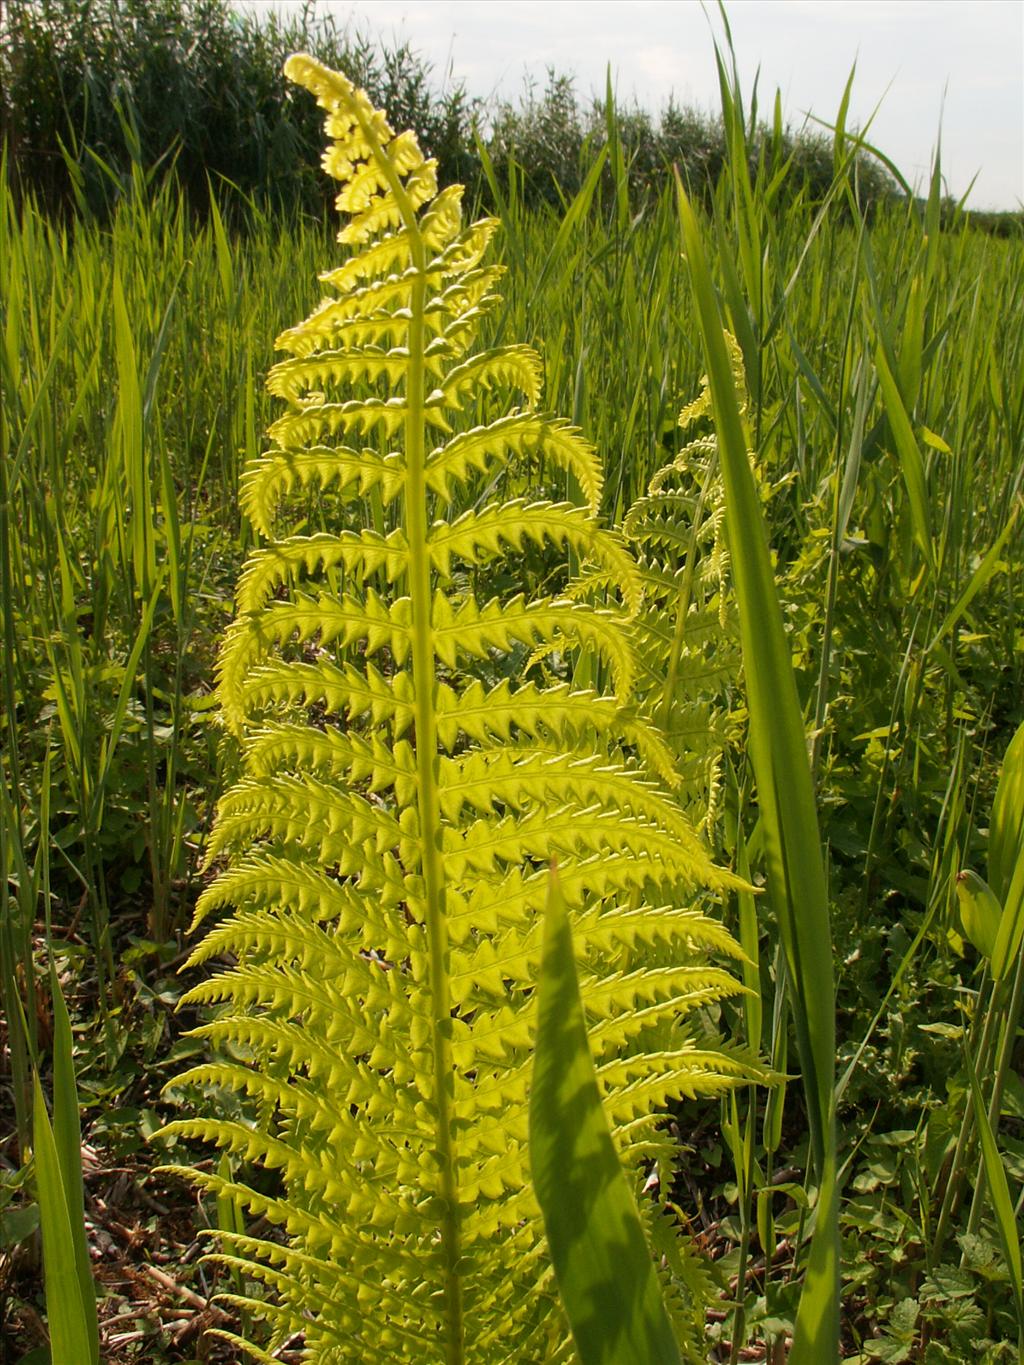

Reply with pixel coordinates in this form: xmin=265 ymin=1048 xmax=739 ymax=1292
xmin=965 ymin=1049 xmax=1024 ymax=1345
xmin=34 ymin=1070 xmax=99 ymax=1365
xmin=530 ymin=867 xmax=680 ymax=1365
xmin=990 ymin=717 xmax=1024 ymax=980
xmin=676 ymin=175 xmax=839 ymax=1363
xmin=50 ymin=964 xmax=99 ymax=1362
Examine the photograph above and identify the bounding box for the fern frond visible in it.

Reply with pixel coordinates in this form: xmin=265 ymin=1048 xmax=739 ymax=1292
xmin=599 ymin=1048 xmax=764 ymax=1117
xmin=316 ymin=202 xmax=497 ymax=293
xmin=235 ymin=529 xmax=408 ymax=611
xmin=623 ymin=492 xmax=703 ymax=544
xmin=217 ymin=588 xmax=411 ymax=732
xmin=445 ymin=901 xmax=746 ymax=1008
xmin=274 ymin=275 xmax=418 ymax=357
xmin=244 ymin=722 xmax=416 ymax=798
xmin=163 ymin=55 xmax=754 ymax=1365
xmin=189 ymin=857 xmax=365 ymax=936
xmin=614 ymin=359 xmax=749 ymax=827
xmin=434 ymin=677 xmax=612 ymax=747
xmin=436 ymin=748 xmax=706 ymax=845
xmin=426 ymin=413 xmax=602 ymax=509
xmin=240 ymin=446 xmax=406 ymax=537
xmin=436 ymin=344 xmax=543 ymax=409
xmin=204 ymin=773 xmax=404 ymax=868
xmin=428 ymin=500 xmax=641 ymax=611
xmin=432 ymin=592 xmax=636 ymax=695
xmin=268 ymin=345 xmax=420 ymax=401
xmin=269 ymin=394 xmax=425 ymax=447
xmin=425 ymin=264 xmax=506 ymax=322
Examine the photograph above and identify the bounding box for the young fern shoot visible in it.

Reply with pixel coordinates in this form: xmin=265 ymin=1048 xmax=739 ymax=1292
xmin=620 ymin=342 xmax=749 ymax=840
xmin=160 ymin=56 xmax=754 ymax=1364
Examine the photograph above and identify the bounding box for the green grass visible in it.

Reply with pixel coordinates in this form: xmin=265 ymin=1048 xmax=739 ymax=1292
xmin=1 ymin=66 xmax=1023 ymax=1360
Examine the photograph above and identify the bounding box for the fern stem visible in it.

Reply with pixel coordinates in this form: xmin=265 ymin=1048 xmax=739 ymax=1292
xmin=352 ymin=105 xmax=466 ymax=1362
xmin=658 ymin=462 xmax=712 ymax=732
xmin=407 ymin=262 xmax=466 ymax=1365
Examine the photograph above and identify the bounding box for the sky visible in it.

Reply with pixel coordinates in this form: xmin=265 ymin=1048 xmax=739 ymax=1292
xmin=241 ymin=0 xmax=1024 ymax=210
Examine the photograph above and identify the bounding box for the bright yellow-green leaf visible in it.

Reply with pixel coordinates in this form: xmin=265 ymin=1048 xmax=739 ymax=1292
xmin=49 ymin=967 xmax=99 ymax=1364
xmin=955 ymin=870 xmax=1003 ymax=961
xmin=920 ymin=425 xmax=951 ymax=453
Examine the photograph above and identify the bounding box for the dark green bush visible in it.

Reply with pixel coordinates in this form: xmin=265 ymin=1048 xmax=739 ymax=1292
xmin=0 ymin=0 xmax=477 ymax=217
xmin=1 ymin=0 xmax=900 ymax=221
xmin=484 ymin=69 xmax=899 ymax=214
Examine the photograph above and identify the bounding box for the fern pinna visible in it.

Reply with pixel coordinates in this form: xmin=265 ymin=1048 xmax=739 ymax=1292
xmin=161 ymin=55 xmax=752 ymax=1364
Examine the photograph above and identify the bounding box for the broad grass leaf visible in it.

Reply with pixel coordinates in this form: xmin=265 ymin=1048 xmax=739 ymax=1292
xmin=989 ymin=719 xmax=1024 ymax=905
xmin=989 ymin=719 xmax=1024 ymax=983
xmin=49 ymin=967 xmax=99 ymax=1362
xmin=873 ymin=340 xmax=935 ymax=577
xmin=955 ymin=871 xmax=1002 ymax=962
xmin=529 ymin=868 xmax=680 ymax=1365
xmin=964 ymin=1050 xmax=1024 ymax=1329
xmin=33 ymin=1076 xmax=98 ymax=1365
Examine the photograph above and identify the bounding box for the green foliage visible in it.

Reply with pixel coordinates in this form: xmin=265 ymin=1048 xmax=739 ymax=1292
xmin=679 ymin=176 xmax=839 ymax=1361
xmin=158 ymin=57 xmax=751 ymax=1362
xmin=486 ymin=69 xmax=896 ymax=214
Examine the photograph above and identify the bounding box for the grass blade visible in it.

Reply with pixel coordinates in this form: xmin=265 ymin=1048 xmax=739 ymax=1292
xmin=50 ymin=965 xmax=99 ymax=1363
xmin=873 ymin=338 xmax=935 ymax=578
xmin=676 ymin=175 xmax=839 ymax=1362
xmin=94 ymin=569 xmax=166 ymax=800
xmin=964 ymin=1049 xmax=1024 ymax=1335
xmin=989 ymin=718 xmax=1024 ymax=908
xmin=33 ymin=1075 xmax=98 ymax=1365
xmin=991 ymin=853 xmax=1024 ymax=988
xmin=530 ymin=867 xmax=681 ymax=1365
xmin=989 ymin=721 xmax=1024 ymax=984
xmin=927 ymin=499 xmax=1020 ymax=653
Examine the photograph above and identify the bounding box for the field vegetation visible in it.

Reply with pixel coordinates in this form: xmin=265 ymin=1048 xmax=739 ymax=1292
xmin=1 ymin=3 xmax=1023 ymax=1363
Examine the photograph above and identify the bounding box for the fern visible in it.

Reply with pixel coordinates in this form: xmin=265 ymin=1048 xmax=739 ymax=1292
xmin=160 ymin=56 xmax=755 ymax=1364
xmin=617 ymin=344 xmax=751 ymax=840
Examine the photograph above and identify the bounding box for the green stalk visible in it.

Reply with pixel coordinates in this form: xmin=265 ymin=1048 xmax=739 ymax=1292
xmin=728 ymin=824 xmax=763 ymax=1362
xmin=352 ymin=107 xmax=464 ymax=1364
xmin=964 ymin=1048 xmax=1024 ymax=1352
xmin=406 ymin=255 xmax=465 ymax=1365
xmin=0 ymin=396 xmax=22 ymax=800
xmin=809 ymin=310 xmax=870 ymax=779
xmin=530 ymin=870 xmax=681 ymax=1365
xmin=930 ymin=975 xmax=1001 ymax=1261
xmin=658 ymin=462 xmax=713 ymax=732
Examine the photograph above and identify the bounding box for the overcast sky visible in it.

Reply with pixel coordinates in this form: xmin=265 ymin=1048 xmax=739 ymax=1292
xmin=242 ymin=0 xmax=1024 ymax=210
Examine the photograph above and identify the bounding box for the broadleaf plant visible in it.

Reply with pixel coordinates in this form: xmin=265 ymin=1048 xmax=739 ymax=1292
xmin=159 ymin=56 xmax=756 ymax=1363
